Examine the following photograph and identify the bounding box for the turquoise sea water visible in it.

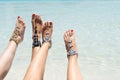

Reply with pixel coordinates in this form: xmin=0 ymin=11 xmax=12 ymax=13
xmin=0 ymin=1 xmax=120 ymax=80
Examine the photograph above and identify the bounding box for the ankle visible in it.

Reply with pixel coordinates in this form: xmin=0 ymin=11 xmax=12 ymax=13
xmin=68 ymin=55 xmax=78 ymax=61
xmin=42 ymin=42 xmax=51 ymax=48
xmin=9 ymin=40 xmax=18 ymax=46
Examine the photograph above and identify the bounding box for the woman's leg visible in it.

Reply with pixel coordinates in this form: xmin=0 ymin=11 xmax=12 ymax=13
xmin=31 ymin=14 xmax=42 ymax=60
xmin=63 ymin=30 xmax=82 ymax=80
xmin=24 ymin=22 xmax=53 ymax=80
xmin=0 ymin=16 xmax=26 ymax=79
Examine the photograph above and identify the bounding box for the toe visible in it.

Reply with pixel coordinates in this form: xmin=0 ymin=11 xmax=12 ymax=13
xmin=69 ymin=29 xmax=72 ymax=36
xmin=71 ymin=29 xmax=74 ymax=37
xmin=48 ymin=21 xmax=53 ymax=27
xmin=48 ymin=22 xmax=50 ymax=27
xmin=38 ymin=15 xmax=41 ymax=19
xmin=71 ymin=29 xmax=74 ymax=32
xmin=47 ymin=22 xmax=49 ymax=26
xmin=36 ymin=15 xmax=39 ymax=19
xmin=35 ymin=15 xmax=39 ymax=20
xmin=66 ymin=30 xmax=70 ymax=37
xmin=21 ymin=20 xmax=25 ymax=26
xmin=44 ymin=22 xmax=47 ymax=27
xmin=18 ymin=16 xmax=22 ymax=24
xmin=65 ymin=32 xmax=69 ymax=41
xmin=68 ymin=30 xmax=71 ymax=36
xmin=18 ymin=16 xmax=20 ymax=19
xmin=32 ymin=14 xmax=36 ymax=19
xmin=43 ymin=22 xmax=47 ymax=30
xmin=50 ymin=22 xmax=53 ymax=28
xmin=50 ymin=22 xmax=52 ymax=26
xmin=64 ymin=33 xmax=67 ymax=42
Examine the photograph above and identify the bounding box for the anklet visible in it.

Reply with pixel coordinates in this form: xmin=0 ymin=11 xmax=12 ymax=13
xmin=67 ymin=49 xmax=78 ymax=57
xmin=42 ymin=31 xmax=52 ymax=48
xmin=9 ymin=26 xmax=20 ymax=45
xmin=67 ymin=37 xmax=78 ymax=57
xmin=32 ymin=30 xmax=41 ymax=48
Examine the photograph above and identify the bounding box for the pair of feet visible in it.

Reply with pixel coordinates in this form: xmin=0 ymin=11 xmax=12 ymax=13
xmin=31 ymin=14 xmax=53 ymax=48
xmin=10 ymin=14 xmax=78 ymax=57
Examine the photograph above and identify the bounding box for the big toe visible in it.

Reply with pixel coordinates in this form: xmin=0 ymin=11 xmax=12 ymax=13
xmin=32 ymin=14 xmax=36 ymax=19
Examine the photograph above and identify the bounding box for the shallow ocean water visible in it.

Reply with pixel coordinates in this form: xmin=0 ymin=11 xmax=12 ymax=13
xmin=0 ymin=1 xmax=120 ymax=80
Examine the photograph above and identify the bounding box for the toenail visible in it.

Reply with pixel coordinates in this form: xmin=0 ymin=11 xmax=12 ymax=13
xmin=50 ymin=22 xmax=52 ymax=25
xmin=18 ymin=16 xmax=20 ymax=18
xmin=71 ymin=30 xmax=73 ymax=32
xmin=32 ymin=14 xmax=35 ymax=17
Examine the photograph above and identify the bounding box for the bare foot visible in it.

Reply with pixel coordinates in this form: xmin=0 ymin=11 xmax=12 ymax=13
xmin=9 ymin=16 xmax=26 ymax=45
xmin=63 ymin=30 xmax=78 ymax=57
xmin=31 ymin=14 xmax=42 ymax=41
xmin=42 ymin=22 xmax=53 ymax=48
